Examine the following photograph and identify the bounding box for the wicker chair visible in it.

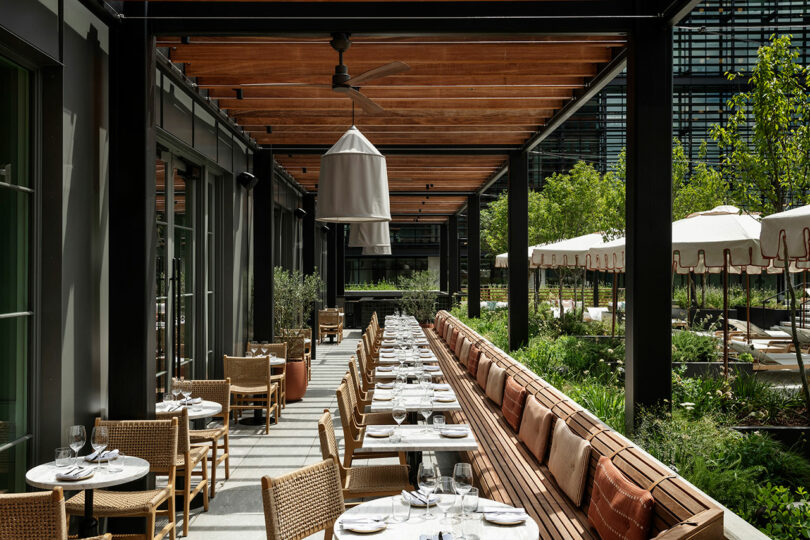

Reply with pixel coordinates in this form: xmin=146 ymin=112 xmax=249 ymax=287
xmin=0 ymin=487 xmax=111 ymax=540
xmin=251 ymin=342 xmax=288 ymax=411
xmin=261 ymin=459 xmax=345 ymax=540
xmin=335 ymin=379 xmax=405 ymax=467
xmin=189 ymin=378 xmax=231 ymax=499
xmin=318 ymin=410 xmax=412 ymax=501
xmin=347 ymin=360 xmax=372 ymax=403
xmin=224 ymin=355 xmax=279 ymax=434
xmin=65 ymin=418 xmax=178 ymax=540
xmin=156 ymin=407 xmax=209 ymax=536
xmin=318 ymin=310 xmax=342 ymax=344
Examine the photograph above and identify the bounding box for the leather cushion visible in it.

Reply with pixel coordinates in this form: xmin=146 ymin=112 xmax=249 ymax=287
xmin=458 ymin=338 xmax=472 ymax=367
xmin=518 ymin=396 xmax=553 ymax=462
xmin=548 ymin=420 xmax=591 ymax=506
xmin=588 ymin=456 xmax=655 ymax=540
xmin=501 ymin=376 xmax=528 ymax=431
xmin=476 ymin=354 xmax=492 ymax=389
xmin=485 ymin=362 xmax=507 ymax=406
xmin=467 ymin=345 xmax=482 ymax=377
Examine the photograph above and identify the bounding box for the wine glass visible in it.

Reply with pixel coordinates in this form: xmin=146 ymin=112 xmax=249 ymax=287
xmin=417 ymin=462 xmax=438 ymax=519
xmin=171 ymin=379 xmax=182 ymax=402
xmin=453 ymin=463 xmax=473 ymax=516
xmin=67 ymin=425 xmax=86 ymax=464
xmin=91 ymin=425 xmax=108 ymax=468
xmin=181 ymin=380 xmax=192 ymax=404
xmin=435 ymin=476 xmax=456 ymax=523
xmin=418 ymin=397 xmax=433 ymax=433
xmin=392 ymin=400 xmax=407 ymax=437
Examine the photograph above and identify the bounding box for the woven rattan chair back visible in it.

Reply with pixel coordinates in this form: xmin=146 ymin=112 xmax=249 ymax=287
xmin=262 ymin=342 xmax=287 ymax=359
xmin=320 ymin=310 xmax=339 ymax=326
xmin=95 ymin=418 xmax=178 ymax=474
xmin=261 ymin=459 xmax=345 ymax=540
xmin=0 ymin=487 xmax=67 ymax=540
xmin=284 ymin=336 xmax=305 ymax=361
xmin=317 ymin=410 xmax=346 ymax=480
xmin=335 ymin=381 xmax=361 ymax=441
xmin=224 ymin=355 xmax=271 ymax=389
xmin=362 ymin=333 xmax=374 ymax=360
xmin=156 ymin=406 xmax=191 ymax=453
xmin=348 ymin=360 xmax=366 ymax=396
xmin=189 ymin=378 xmax=231 ymax=417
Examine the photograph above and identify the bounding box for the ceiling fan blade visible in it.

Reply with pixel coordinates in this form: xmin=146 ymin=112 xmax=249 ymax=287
xmin=347 ymin=61 xmax=410 ymax=85
xmin=338 ymin=87 xmax=385 ymax=115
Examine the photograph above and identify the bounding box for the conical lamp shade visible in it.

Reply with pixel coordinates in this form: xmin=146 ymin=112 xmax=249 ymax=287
xmin=348 ymin=222 xmax=390 ymax=248
xmin=316 ymin=126 xmax=391 ymax=223
xmin=363 ymin=245 xmax=392 ymax=255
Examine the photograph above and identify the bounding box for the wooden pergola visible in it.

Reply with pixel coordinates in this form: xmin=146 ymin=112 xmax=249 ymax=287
xmin=103 ymin=0 xmax=698 ymax=431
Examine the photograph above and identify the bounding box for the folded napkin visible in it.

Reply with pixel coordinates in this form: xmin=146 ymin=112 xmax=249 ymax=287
xmin=341 ymin=517 xmax=385 ymax=528
xmin=159 ymin=402 xmax=183 ymax=412
xmin=423 ymin=366 xmax=440 ymax=372
xmin=56 ymin=466 xmax=93 ymax=481
xmin=86 ymin=449 xmax=119 ymax=462
xmin=181 ymin=397 xmax=202 ymax=405
xmin=380 ymin=353 xmax=397 ymax=358
xmin=372 ymin=393 xmax=393 ymax=401
xmin=403 ymin=490 xmax=438 ymax=505
xmin=478 ymin=506 xmax=526 ymax=514
xmin=376 ymin=382 xmax=395 ymax=389
xmin=366 ymin=426 xmax=395 ymax=435
xmin=418 ymin=534 xmax=453 ymax=540
xmin=377 ymin=366 xmax=394 ymax=372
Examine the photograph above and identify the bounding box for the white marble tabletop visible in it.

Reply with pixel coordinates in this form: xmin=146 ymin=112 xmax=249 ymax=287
xmin=245 ymin=354 xmax=287 ymax=366
xmin=333 ymin=496 xmax=540 ymax=540
xmin=26 ymin=455 xmax=150 ymax=491
xmin=157 ymin=399 xmax=223 ymax=420
xmin=360 ymin=424 xmax=478 ymax=453
xmin=369 ymin=392 xmax=462 ymax=413
xmin=374 ymin=367 xmax=443 ymax=380
xmin=377 ymin=355 xmax=438 ymax=365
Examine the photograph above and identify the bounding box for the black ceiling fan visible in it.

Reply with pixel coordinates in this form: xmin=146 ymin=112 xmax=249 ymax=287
xmin=243 ymin=32 xmax=410 ymax=115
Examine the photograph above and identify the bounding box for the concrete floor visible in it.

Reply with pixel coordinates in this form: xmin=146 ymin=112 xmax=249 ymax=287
xmin=184 ymin=330 xmax=400 ymax=539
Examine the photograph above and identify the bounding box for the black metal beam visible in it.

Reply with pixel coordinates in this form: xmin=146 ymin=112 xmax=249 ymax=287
xmin=108 ymin=7 xmax=156 ymax=421
xmin=253 ymin=149 xmax=275 ymax=341
xmin=440 ymin=223 xmax=448 ymax=292
xmin=664 ymin=0 xmax=704 ymax=25
xmin=507 ymin=152 xmax=529 ymax=351
xmin=624 ymin=18 xmax=673 ymax=433
xmin=389 ymin=192 xmax=477 ymax=197
xmin=302 ymin=193 xmax=317 ymax=358
xmin=326 ymin=225 xmax=337 ymax=307
xmin=467 ymin=194 xmax=481 ymax=318
xmin=272 ymin=145 xmax=517 ymax=156
xmin=144 ymin=1 xmax=649 ymax=36
xmin=337 ymin=224 xmax=345 ymax=297
xmin=448 ymin=216 xmax=459 ymax=296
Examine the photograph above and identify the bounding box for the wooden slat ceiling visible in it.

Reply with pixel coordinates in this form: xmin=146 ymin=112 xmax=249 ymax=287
xmin=160 ymin=34 xmax=626 ymax=220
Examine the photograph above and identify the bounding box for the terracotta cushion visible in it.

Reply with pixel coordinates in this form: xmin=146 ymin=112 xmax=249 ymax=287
xmin=518 ymin=396 xmax=553 ymax=462
xmin=588 ymin=456 xmax=655 ymax=540
xmin=548 ymin=420 xmax=591 ymax=506
xmin=485 ymin=362 xmax=507 ymax=406
xmin=501 ymin=376 xmax=528 ymax=431
xmin=450 ymin=329 xmax=460 ymax=352
xmin=476 ymin=354 xmax=492 ymax=389
xmin=467 ymin=345 xmax=482 ymax=377
xmin=458 ymin=338 xmax=472 ymax=367
xmin=454 ymin=331 xmax=465 ymax=354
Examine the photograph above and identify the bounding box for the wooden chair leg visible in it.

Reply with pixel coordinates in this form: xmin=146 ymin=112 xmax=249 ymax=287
xmin=324 ymin=526 xmax=334 ymax=540
xmin=224 ymin=433 xmax=231 ymax=479
xmin=265 ymin=400 xmax=271 ymax=434
xmin=209 ymin=441 xmax=218 ymax=499
xmin=147 ymin=509 xmax=157 ymax=540
xmin=168 ymin=486 xmax=177 ymax=540
xmin=183 ymin=469 xmax=191 ymax=537
xmin=202 ymin=455 xmax=210 ymax=512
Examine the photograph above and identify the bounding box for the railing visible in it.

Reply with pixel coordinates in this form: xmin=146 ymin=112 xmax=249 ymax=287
xmin=459 ymin=285 xmax=625 ymax=308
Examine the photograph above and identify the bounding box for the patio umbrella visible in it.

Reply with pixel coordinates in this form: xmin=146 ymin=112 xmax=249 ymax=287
xmin=760 ymin=205 xmax=810 ymax=407
xmin=495 ymin=244 xmax=548 ymax=311
xmin=586 ymin=237 xmax=626 ymax=337
xmin=531 ymin=233 xmax=606 ymax=318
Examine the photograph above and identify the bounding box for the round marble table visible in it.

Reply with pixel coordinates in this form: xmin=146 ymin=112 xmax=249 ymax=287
xmin=26 ymin=455 xmax=150 ymax=537
xmin=156 ymin=399 xmax=223 ymax=420
xmin=333 ymin=496 xmax=540 ymax=540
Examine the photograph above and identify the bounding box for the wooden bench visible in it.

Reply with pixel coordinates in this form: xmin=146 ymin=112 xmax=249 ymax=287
xmin=427 ymin=311 xmax=725 ymax=540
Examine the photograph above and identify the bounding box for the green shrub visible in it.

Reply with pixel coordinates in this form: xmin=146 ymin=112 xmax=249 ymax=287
xmin=671 ymin=330 xmax=718 ymax=363
xmin=747 ymin=484 xmax=810 ymax=539
xmin=345 ymin=279 xmax=400 ymax=291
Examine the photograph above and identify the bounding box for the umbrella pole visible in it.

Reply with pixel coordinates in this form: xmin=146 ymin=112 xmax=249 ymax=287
xmin=723 ymin=255 xmax=729 ymax=378
xmin=612 ymin=271 xmax=617 ymax=338
xmin=783 ymin=239 xmax=810 ymax=423
xmin=803 ymin=270 xmax=807 ymax=328
xmin=581 ymin=269 xmax=586 ymax=321
xmin=746 ymin=272 xmax=751 ymax=344
xmin=559 ymin=271 xmax=564 ymax=319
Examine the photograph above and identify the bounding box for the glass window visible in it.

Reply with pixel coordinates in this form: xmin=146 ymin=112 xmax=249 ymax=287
xmin=0 ymin=56 xmax=31 ymax=494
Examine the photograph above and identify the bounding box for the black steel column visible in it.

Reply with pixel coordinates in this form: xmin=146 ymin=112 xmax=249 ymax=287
xmin=302 ymin=193 xmax=317 ymax=358
xmin=625 ymin=19 xmax=673 ymax=432
xmin=468 ymin=195 xmax=481 ymax=318
xmin=336 ymin=224 xmax=345 ymax=297
xmin=439 ymin=223 xmax=449 ymax=292
xmin=448 ymin=216 xmax=459 ymax=297
xmin=326 ymin=225 xmax=337 ymax=307
xmin=508 ymin=152 xmax=529 ymax=351
xmin=253 ymin=149 xmax=275 ymax=341
xmin=108 ymin=6 xmax=156 ymax=420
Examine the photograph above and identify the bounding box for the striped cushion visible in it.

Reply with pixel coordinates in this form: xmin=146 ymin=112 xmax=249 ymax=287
xmin=450 ymin=329 xmax=460 ymax=352
xmin=501 ymin=376 xmax=527 ymax=431
xmin=588 ymin=456 xmax=654 ymax=540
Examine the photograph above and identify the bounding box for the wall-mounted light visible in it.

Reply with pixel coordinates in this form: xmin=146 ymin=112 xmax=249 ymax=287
xmin=237 ymin=171 xmax=258 ymax=190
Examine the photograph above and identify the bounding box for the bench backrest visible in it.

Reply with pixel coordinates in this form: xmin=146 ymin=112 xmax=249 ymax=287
xmin=434 ymin=311 xmax=723 ymax=538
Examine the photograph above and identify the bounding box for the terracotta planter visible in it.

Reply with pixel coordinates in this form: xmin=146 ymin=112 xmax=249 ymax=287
xmin=286 ymin=360 xmax=308 ymax=401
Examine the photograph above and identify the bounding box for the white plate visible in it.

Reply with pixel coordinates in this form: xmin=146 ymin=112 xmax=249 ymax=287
xmin=342 ymin=521 xmax=387 ymax=533
xmin=484 ymin=513 xmax=528 ymax=525
xmin=365 ymin=429 xmax=393 ymax=438
xmin=373 ymin=395 xmax=393 ymax=401
xmin=435 ymin=396 xmax=457 ymax=403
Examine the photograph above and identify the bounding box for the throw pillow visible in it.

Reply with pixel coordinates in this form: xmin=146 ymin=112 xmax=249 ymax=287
xmin=458 ymin=338 xmax=472 ymax=367
xmin=450 ymin=328 xmax=459 ymax=352
xmin=518 ymin=396 xmax=553 ymax=462
xmin=467 ymin=345 xmax=482 ymax=377
xmin=587 ymin=456 xmax=654 ymax=540
xmin=501 ymin=376 xmax=528 ymax=431
xmin=485 ymin=362 xmax=507 ymax=406
xmin=548 ymin=420 xmax=591 ymax=506
xmin=476 ymin=354 xmax=492 ymax=389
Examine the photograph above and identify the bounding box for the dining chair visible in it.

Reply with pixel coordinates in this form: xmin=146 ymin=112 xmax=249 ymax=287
xmin=156 ymin=407 xmax=209 ymax=535
xmin=261 ymin=459 xmax=345 ymax=540
xmin=0 ymin=487 xmax=111 ymax=540
xmin=64 ymin=418 xmax=178 ymax=540
xmin=224 ymin=355 xmax=279 ymax=434
xmin=318 ymin=410 xmax=412 ymax=501
xmin=189 ymin=378 xmax=231 ymax=499
xmin=260 ymin=342 xmax=288 ymax=411
xmin=318 ymin=310 xmax=342 ymax=344
xmin=347 ymin=360 xmax=372 ymax=403
xmin=283 ymin=333 xmax=310 ymax=383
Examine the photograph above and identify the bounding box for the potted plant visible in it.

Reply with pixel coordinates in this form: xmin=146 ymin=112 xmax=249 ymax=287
xmin=273 ymin=267 xmax=324 ymax=400
xmin=399 ymin=270 xmax=439 ymax=326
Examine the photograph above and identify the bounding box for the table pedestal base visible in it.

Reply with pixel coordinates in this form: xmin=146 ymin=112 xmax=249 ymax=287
xmin=78 ymin=489 xmax=99 ymax=537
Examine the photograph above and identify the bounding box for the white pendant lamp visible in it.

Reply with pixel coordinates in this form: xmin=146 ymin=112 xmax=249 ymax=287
xmin=349 ymin=222 xmax=392 ymax=256
xmin=363 ymin=245 xmax=392 ymax=255
xmin=316 ymin=125 xmax=391 ymax=223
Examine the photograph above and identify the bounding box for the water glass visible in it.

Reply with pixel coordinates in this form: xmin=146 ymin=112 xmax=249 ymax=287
xmin=462 ymin=487 xmax=479 ymax=517
xmin=435 ymin=476 xmax=456 ymax=522
xmin=171 ymin=379 xmax=182 ymax=402
xmin=433 ymin=414 xmax=445 ymax=432
xmin=163 ymin=393 xmax=173 ymax=405
xmin=390 ymin=494 xmax=411 ymax=523
xmin=55 ymin=447 xmax=72 ymax=468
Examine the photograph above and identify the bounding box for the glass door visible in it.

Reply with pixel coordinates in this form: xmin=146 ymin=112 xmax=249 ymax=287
xmin=0 ymin=56 xmax=31 ymax=493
